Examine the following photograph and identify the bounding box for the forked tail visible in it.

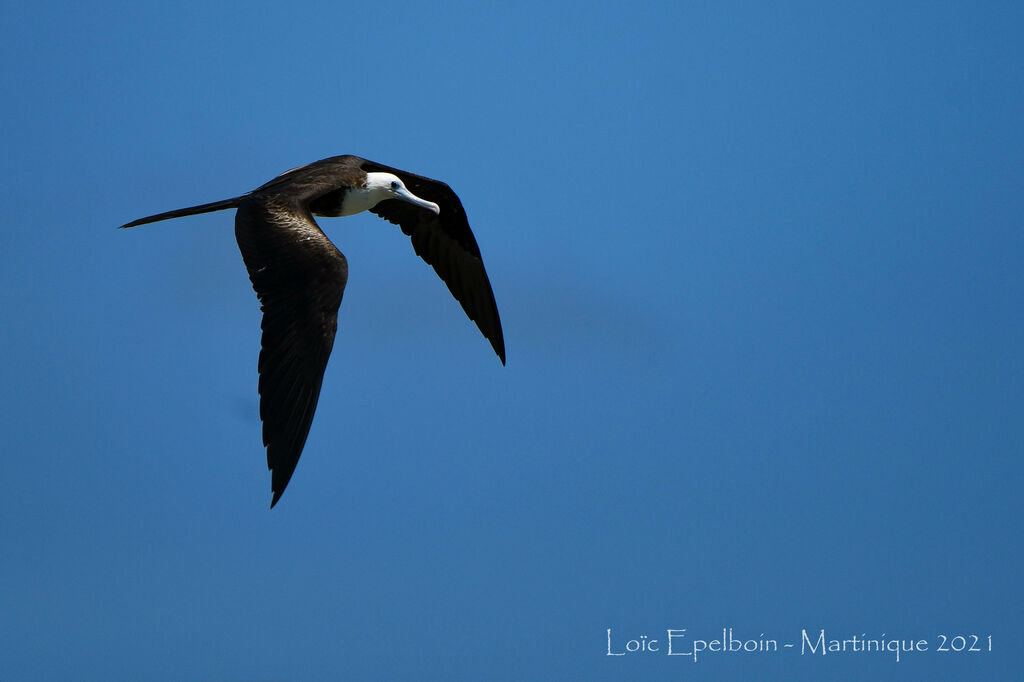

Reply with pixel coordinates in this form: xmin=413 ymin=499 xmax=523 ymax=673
xmin=120 ymin=196 xmax=244 ymax=228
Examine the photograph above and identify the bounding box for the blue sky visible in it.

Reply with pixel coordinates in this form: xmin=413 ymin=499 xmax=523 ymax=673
xmin=1 ymin=1 xmax=1021 ymax=680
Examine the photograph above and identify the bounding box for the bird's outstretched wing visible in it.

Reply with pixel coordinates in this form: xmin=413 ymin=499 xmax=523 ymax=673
xmin=234 ymin=194 xmax=349 ymax=506
xmin=362 ymin=160 xmax=506 ymax=365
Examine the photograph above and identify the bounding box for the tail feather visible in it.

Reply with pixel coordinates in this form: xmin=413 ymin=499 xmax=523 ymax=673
xmin=120 ymin=196 xmax=244 ymax=228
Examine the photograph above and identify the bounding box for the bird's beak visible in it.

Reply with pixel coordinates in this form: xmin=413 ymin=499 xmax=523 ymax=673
xmin=396 ymin=187 xmax=441 ymax=215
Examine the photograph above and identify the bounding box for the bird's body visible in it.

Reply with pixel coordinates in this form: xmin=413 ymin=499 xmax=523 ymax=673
xmin=122 ymin=155 xmax=504 ymax=506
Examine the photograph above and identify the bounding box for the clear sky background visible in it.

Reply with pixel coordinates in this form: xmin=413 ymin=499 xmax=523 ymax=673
xmin=1 ymin=2 xmax=1021 ymax=680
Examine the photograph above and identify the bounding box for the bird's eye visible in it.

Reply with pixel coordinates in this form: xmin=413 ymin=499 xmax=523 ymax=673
xmin=391 ymin=181 xmax=400 ymax=190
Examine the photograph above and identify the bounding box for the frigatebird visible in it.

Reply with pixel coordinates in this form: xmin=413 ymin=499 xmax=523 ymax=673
xmin=122 ymin=155 xmax=504 ymax=507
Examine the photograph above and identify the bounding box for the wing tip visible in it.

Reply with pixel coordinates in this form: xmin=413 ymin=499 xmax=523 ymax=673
xmin=486 ymin=333 xmax=505 ymax=364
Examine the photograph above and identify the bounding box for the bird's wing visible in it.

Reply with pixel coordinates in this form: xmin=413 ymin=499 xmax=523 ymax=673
xmin=362 ymin=161 xmax=506 ymax=364
xmin=234 ymin=194 xmax=349 ymax=507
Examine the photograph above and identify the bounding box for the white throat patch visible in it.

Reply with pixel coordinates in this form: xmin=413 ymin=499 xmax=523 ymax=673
xmin=338 ymin=172 xmax=401 ymax=216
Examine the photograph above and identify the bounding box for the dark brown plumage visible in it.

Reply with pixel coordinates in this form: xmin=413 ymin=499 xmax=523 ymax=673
xmin=122 ymin=155 xmax=504 ymax=506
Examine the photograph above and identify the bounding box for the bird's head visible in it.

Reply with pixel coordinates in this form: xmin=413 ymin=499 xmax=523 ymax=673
xmin=365 ymin=172 xmax=440 ymax=214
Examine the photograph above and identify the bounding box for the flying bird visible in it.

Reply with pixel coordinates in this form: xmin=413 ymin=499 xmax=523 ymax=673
xmin=122 ymin=155 xmax=505 ymax=507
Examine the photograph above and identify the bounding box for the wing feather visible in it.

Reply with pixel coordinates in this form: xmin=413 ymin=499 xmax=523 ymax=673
xmin=363 ymin=161 xmax=505 ymax=364
xmin=234 ymin=194 xmax=348 ymax=506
